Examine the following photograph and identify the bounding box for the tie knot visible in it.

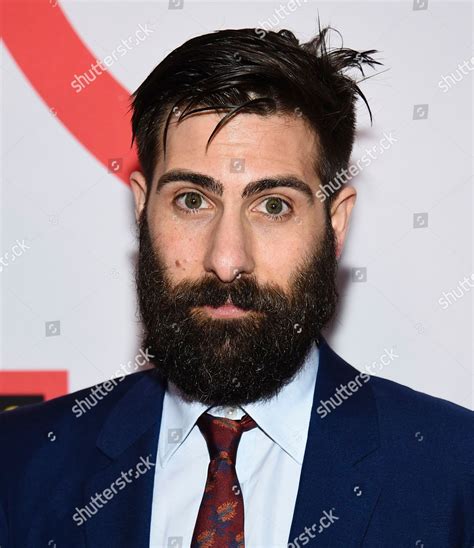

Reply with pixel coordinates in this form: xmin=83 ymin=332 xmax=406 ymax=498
xmin=197 ymin=412 xmax=257 ymax=462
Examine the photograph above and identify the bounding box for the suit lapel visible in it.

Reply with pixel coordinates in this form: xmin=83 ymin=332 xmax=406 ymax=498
xmin=83 ymin=371 xmax=166 ymax=548
xmin=288 ymin=337 xmax=383 ymax=547
xmin=81 ymin=338 xmax=382 ymax=547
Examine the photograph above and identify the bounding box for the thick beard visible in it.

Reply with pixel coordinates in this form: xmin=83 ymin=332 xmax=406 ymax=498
xmin=135 ymin=211 xmax=339 ymax=406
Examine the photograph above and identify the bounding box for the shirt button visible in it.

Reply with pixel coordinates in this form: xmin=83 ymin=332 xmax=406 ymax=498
xmin=226 ymin=407 xmax=236 ymax=417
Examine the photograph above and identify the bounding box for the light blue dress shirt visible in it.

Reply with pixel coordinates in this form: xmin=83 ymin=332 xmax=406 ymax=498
xmin=149 ymin=342 xmax=320 ymax=548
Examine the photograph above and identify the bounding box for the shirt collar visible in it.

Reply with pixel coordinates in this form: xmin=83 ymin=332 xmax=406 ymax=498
xmin=158 ymin=342 xmax=319 ymax=467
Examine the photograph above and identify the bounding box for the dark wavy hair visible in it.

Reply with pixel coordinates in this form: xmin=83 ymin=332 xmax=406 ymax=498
xmin=130 ymin=23 xmax=382 ymax=210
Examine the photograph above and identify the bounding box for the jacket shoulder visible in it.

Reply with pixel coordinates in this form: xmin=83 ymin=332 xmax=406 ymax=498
xmin=0 ymin=369 xmax=154 ymax=457
xmin=368 ymin=372 xmax=473 ymax=467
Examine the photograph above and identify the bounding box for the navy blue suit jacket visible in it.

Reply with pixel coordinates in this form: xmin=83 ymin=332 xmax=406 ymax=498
xmin=1 ymin=337 xmax=473 ymax=547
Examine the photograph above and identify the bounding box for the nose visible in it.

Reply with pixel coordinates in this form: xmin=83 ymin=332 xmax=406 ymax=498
xmin=202 ymin=209 xmax=255 ymax=282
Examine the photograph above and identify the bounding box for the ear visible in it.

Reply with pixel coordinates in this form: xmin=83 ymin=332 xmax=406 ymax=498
xmin=329 ymin=185 xmax=357 ymax=258
xmin=129 ymin=171 xmax=148 ymax=222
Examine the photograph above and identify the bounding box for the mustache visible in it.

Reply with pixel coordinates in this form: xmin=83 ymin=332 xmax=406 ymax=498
xmin=166 ymin=274 xmax=290 ymax=314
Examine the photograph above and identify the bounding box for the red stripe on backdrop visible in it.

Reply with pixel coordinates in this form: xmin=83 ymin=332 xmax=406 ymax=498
xmin=0 ymin=371 xmax=68 ymax=400
xmin=1 ymin=0 xmax=140 ymax=184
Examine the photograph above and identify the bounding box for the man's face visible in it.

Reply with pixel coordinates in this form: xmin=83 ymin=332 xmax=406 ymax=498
xmin=132 ymin=112 xmax=353 ymax=405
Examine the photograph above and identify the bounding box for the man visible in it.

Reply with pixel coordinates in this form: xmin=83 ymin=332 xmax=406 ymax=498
xmin=1 ymin=26 xmax=472 ymax=548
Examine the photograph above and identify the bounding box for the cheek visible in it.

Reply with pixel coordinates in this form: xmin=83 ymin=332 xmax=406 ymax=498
xmin=171 ymin=243 xmax=198 ymax=279
xmin=150 ymin=213 xmax=203 ymax=280
xmin=253 ymin=221 xmax=321 ymax=289
xmin=252 ymin=234 xmax=304 ymax=289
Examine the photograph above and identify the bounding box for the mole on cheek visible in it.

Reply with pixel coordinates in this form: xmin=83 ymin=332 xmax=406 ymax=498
xmin=175 ymin=259 xmax=181 ymax=268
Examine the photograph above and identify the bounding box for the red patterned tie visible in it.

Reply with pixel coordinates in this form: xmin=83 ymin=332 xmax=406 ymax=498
xmin=191 ymin=412 xmax=257 ymax=548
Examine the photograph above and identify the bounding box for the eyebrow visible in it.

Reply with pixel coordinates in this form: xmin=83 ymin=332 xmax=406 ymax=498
xmin=155 ymin=169 xmax=315 ymax=205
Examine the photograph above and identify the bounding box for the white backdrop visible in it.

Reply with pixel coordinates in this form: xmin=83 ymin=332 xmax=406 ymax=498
xmin=1 ymin=0 xmax=472 ymax=409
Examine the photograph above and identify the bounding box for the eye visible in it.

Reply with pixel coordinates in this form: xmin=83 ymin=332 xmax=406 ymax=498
xmin=255 ymin=196 xmax=292 ymax=221
xmin=174 ymin=191 xmax=212 ymax=214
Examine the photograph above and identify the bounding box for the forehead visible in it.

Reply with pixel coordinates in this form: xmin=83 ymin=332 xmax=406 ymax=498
xmin=155 ymin=111 xmax=320 ymax=186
